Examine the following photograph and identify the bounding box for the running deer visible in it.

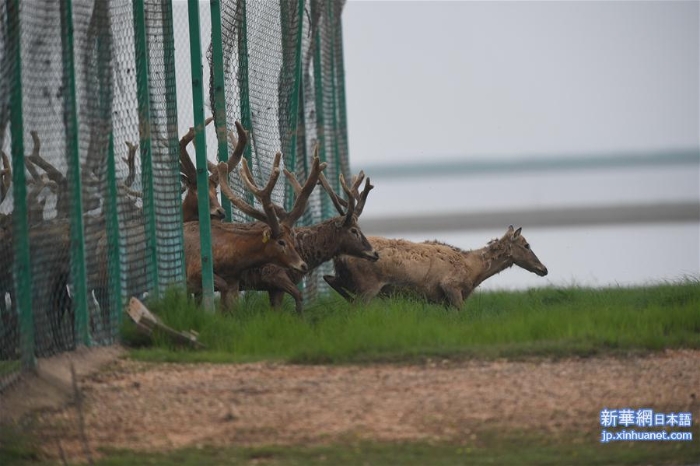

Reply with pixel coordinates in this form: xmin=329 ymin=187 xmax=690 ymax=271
xmin=324 ymin=226 xmax=548 ymax=308
xmin=238 ymin=159 xmax=378 ymax=313
xmin=179 ymin=117 xmax=248 ymax=222
xmin=184 ymin=152 xmax=309 ymax=309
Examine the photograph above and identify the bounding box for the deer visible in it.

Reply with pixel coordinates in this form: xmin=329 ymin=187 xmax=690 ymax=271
xmin=84 ymin=119 xmax=249 ymax=326
xmin=184 ymin=152 xmax=311 ymax=309
xmin=324 ymin=226 xmax=548 ymax=309
xmin=0 ymin=131 xmax=75 ymax=355
xmin=238 ymin=157 xmax=379 ymax=313
xmin=179 ymin=116 xmax=248 ymax=222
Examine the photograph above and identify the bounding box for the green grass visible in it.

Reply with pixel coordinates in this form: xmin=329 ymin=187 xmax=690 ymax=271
xmin=4 ymin=428 xmax=698 ymax=465
xmin=123 ymin=279 xmax=700 ymax=364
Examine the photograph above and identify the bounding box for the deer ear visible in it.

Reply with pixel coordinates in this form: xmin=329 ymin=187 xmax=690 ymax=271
xmin=262 ymin=227 xmax=271 ymax=243
xmin=506 ymin=225 xmax=515 ymax=236
xmin=513 ymin=227 xmax=522 ymax=238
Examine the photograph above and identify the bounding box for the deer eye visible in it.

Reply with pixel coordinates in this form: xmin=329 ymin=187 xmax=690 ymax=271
xmin=277 ymin=240 xmax=286 ymax=248
xmin=524 ymin=243 xmax=530 ymax=250
xmin=350 ymin=227 xmax=359 ymax=235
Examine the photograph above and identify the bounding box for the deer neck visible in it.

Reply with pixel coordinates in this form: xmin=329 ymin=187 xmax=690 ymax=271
xmin=294 ymin=217 xmax=344 ymax=271
xmin=467 ymin=243 xmax=514 ymax=288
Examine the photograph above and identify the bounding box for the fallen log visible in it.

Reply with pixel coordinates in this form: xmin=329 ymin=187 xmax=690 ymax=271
xmin=125 ymin=297 xmax=206 ymax=349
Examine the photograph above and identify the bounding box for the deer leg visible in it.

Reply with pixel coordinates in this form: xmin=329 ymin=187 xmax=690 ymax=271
xmin=213 ymin=274 xmax=231 ymax=311
xmin=323 ymin=275 xmax=355 ymax=303
xmin=440 ymin=283 xmax=464 ymax=309
xmin=93 ymin=287 xmax=111 ymax=341
xmin=356 ymin=281 xmax=384 ymax=305
xmin=269 ymin=271 xmax=304 ymax=313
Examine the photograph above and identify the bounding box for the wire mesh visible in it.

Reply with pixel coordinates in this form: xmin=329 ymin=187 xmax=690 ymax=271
xmin=144 ymin=0 xmax=186 ymax=294
xmin=0 ymin=0 xmax=19 ymax=386
xmin=18 ymin=0 xmax=75 ymax=358
xmin=0 ymin=0 xmax=350 ymax=387
xmin=212 ymin=0 xmax=349 ymax=303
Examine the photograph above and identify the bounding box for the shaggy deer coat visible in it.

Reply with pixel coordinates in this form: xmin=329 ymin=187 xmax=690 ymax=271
xmin=325 ymin=226 xmax=548 ymax=308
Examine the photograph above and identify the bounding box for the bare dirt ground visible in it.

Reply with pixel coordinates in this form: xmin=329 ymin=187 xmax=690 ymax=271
xmin=3 ymin=348 xmax=700 ymax=462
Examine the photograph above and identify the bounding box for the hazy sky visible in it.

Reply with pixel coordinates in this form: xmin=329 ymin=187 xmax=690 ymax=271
xmin=342 ymin=1 xmax=699 ymax=165
xmin=169 ymin=1 xmax=699 ymax=290
xmin=340 ymin=1 xmax=699 ymax=289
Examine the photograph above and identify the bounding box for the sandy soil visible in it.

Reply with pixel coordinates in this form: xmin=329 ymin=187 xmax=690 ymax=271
xmin=10 ymin=348 xmax=697 ymax=462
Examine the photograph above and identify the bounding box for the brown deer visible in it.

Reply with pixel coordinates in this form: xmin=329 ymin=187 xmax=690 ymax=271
xmin=324 ymin=226 xmax=548 ymax=308
xmin=0 ymin=132 xmax=75 ymax=354
xmin=179 ymin=117 xmax=248 ymax=222
xmin=238 ymin=161 xmax=378 ymax=313
xmin=184 ymin=152 xmax=309 ymax=309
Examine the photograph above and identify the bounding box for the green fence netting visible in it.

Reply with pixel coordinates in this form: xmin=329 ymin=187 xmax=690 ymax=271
xmin=0 ymin=0 xmax=349 ymax=390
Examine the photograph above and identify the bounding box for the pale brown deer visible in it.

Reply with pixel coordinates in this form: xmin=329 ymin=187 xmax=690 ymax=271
xmin=325 ymin=226 xmax=548 ymax=308
xmin=238 ymin=161 xmax=378 ymax=313
xmin=179 ymin=117 xmax=248 ymax=222
xmin=184 ymin=153 xmax=308 ymax=309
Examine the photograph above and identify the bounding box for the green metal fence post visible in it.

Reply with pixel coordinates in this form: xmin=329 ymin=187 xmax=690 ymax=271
xmin=161 ymin=0 xmax=187 ymax=287
xmin=312 ymin=0 xmax=332 ymax=219
xmin=332 ymin=1 xmax=350 ymax=179
xmin=237 ymin=0 xmax=254 ymax=184
xmin=8 ymin=0 xmax=34 ymax=369
xmin=210 ymin=0 xmax=232 ymax=221
xmin=279 ymin=0 xmax=305 ymax=212
xmin=326 ymin=0 xmax=342 ymax=183
xmin=105 ymin=132 xmax=123 ymax=330
xmin=132 ymin=0 xmax=160 ymax=298
xmin=188 ymin=0 xmax=215 ymax=311
xmin=60 ymin=0 xmax=90 ymax=346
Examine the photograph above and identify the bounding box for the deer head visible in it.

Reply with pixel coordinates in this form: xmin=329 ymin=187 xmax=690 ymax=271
xmin=180 ymin=118 xmax=249 ymax=222
xmin=317 ymin=164 xmax=379 ymax=262
xmin=500 ymin=225 xmax=548 ymax=277
xmin=217 ymin=153 xmax=308 ymax=274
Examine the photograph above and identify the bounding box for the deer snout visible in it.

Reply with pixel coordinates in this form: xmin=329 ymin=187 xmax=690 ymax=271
xmin=537 ymin=266 xmax=548 ymax=277
xmin=364 ymin=250 xmax=380 ymax=262
xmin=211 ymin=207 xmax=226 ymax=220
xmin=296 ymin=261 xmax=309 ymax=273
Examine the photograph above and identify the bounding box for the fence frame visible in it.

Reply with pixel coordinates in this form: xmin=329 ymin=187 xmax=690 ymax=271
xmin=0 ymin=0 xmax=351 ymax=376
xmin=60 ymin=0 xmax=90 ymax=346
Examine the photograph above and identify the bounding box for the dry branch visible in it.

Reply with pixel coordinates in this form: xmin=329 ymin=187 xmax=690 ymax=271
xmin=125 ymin=297 xmax=205 ymax=349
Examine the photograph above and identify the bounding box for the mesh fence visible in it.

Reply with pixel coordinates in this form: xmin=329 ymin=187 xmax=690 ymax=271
xmin=0 ymin=0 xmax=349 ymax=389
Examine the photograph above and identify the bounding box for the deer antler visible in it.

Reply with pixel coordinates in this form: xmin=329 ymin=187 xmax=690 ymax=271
xmin=179 ymin=116 xmax=214 ymax=188
xmin=238 ymin=153 xmax=283 ymax=238
xmin=217 ymin=162 xmax=266 ymax=223
xmin=26 ymin=131 xmax=65 ymax=186
xmin=123 ymin=141 xmax=138 ymax=188
xmin=279 ymin=145 xmax=327 ymax=226
xmin=208 ymin=120 xmax=249 ymax=185
xmin=352 ymin=176 xmax=373 ymax=217
xmin=318 ymin=166 xmax=367 ymax=223
xmin=317 ymin=171 xmax=346 ymax=214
